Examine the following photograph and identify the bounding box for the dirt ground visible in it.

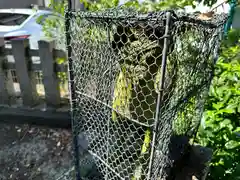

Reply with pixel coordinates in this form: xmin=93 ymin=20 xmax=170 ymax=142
xmin=0 ymin=123 xmax=212 ymax=180
xmin=0 ymin=123 xmax=74 ymax=180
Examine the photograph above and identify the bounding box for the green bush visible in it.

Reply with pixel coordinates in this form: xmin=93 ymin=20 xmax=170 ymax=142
xmin=196 ymin=29 xmax=240 ymax=179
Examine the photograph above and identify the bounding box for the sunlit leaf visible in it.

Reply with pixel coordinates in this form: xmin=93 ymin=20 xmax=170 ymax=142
xmin=225 ymin=140 xmax=240 ymax=150
xmin=219 ymin=119 xmax=231 ymax=129
xmin=56 ymin=58 xmax=65 ymax=64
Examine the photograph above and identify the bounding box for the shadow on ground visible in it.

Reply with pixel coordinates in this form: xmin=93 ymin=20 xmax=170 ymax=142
xmin=0 ymin=123 xmax=73 ymax=180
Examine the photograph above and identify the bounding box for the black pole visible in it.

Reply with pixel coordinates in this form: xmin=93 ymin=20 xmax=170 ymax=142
xmin=147 ymin=11 xmax=172 ymax=180
xmin=65 ymin=0 xmax=81 ymax=180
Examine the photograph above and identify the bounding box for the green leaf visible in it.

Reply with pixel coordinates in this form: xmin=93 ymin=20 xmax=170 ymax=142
xmin=212 ymin=102 xmax=225 ymax=110
xmin=225 ymin=140 xmax=240 ymax=150
xmin=204 ymin=127 xmax=215 ymax=138
xmin=210 ymin=165 xmax=226 ymax=177
xmin=234 ymin=127 xmax=240 ymax=133
xmin=226 ymin=103 xmax=238 ymax=110
xmin=218 ymin=107 xmax=235 ymax=114
xmin=220 ymin=119 xmax=232 ymax=129
xmin=56 ymin=57 xmax=65 ymax=64
xmin=234 ymin=164 xmax=240 ymax=176
xmin=36 ymin=15 xmax=44 ymax=24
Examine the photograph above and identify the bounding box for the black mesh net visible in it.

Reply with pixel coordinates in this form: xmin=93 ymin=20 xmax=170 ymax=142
xmin=66 ymin=8 xmax=227 ymax=180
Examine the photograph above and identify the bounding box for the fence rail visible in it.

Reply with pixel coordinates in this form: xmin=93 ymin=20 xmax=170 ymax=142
xmin=0 ymin=37 xmax=69 ymax=109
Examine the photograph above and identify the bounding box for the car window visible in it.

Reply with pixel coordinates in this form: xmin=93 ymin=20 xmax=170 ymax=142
xmin=0 ymin=13 xmax=30 ymax=26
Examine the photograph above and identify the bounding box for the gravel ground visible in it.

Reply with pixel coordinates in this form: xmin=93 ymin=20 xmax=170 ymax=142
xmin=0 ymin=123 xmax=74 ymax=180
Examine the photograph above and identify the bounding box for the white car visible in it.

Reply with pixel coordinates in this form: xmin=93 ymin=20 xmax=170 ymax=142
xmin=0 ymin=8 xmax=66 ymax=97
xmin=0 ymin=8 xmax=65 ymax=51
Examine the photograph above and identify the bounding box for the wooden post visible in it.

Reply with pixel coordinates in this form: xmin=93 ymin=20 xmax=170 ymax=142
xmin=38 ymin=40 xmax=61 ymax=107
xmin=6 ymin=70 xmax=16 ymax=97
xmin=0 ymin=38 xmax=9 ymax=105
xmin=11 ymin=39 xmax=38 ymax=107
